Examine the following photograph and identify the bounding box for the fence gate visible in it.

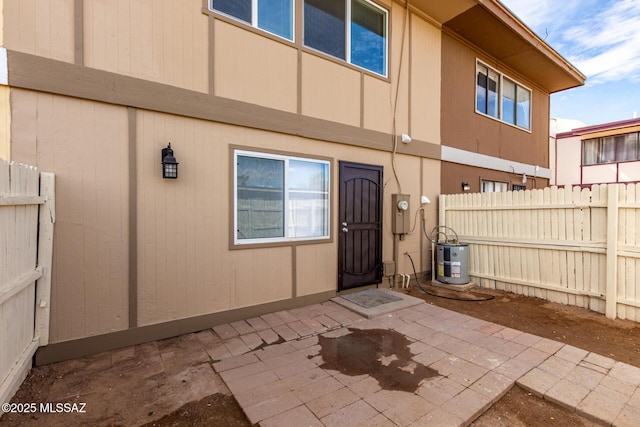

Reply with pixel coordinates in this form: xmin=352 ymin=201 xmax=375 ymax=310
xmin=0 ymin=159 xmax=54 ymax=408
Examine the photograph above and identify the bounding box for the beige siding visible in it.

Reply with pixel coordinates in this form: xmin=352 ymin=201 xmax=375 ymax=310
xmin=0 ymin=0 xmax=4 ymax=47
xmin=214 ymin=21 xmax=297 ymax=113
xmin=136 ymin=111 xmax=230 ymax=325
xmin=10 ymin=90 xmax=129 ymax=343
xmin=301 ymin=53 xmax=360 ymax=127
xmin=134 ymin=110 xmax=441 ymax=325
xmin=362 ymin=75 xmax=393 ymax=134
xmin=0 ymin=86 xmax=10 ymax=160
xmin=2 ymin=0 xmax=75 ymax=63
xmin=84 ymin=0 xmax=208 ymax=92
xmin=296 ymin=244 xmax=336 ymax=297
xmin=410 ymin=14 xmax=441 ymax=144
xmin=421 ymin=157 xmax=440 ymax=268
xmin=135 ymin=112 xmax=300 ymax=326
xmin=386 ymin=2 xmax=410 ymax=135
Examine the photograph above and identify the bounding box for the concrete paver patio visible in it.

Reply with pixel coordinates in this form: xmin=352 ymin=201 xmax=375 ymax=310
xmin=6 ymin=292 xmax=640 ymax=426
xmin=205 ymin=296 xmax=640 ymax=426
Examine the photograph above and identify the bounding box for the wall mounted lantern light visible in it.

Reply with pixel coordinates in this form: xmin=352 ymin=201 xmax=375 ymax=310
xmin=461 ymin=182 xmax=470 ymax=192
xmin=161 ymin=143 xmax=179 ymax=179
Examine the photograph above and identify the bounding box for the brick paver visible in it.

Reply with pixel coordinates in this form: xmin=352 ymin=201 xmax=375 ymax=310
xmin=86 ymin=293 xmax=635 ymax=427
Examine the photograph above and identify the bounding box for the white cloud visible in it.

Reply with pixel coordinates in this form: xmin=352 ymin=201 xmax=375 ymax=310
xmin=564 ymin=0 xmax=640 ymax=84
xmin=501 ymin=0 xmax=640 ymax=85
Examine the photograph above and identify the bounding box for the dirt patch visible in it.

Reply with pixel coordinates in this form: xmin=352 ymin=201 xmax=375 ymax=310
xmin=139 ymin=394 xmax=249 ymax=427
xmin=471 ymin=385 xmax=599 ymax=426
xmin=4 ymin=286 xmax=639 ymax=426
xmin=405 ymin=286 xmax=640 ymax=367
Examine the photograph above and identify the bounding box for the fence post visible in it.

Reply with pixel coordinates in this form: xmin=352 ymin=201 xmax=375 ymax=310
xmin=35 ymin=172 xmax=55 ymax=345
xmin=439 ymin=194 xmax=446 ymax=229
xmin=605 ymin=184 xmax=619 ymax=319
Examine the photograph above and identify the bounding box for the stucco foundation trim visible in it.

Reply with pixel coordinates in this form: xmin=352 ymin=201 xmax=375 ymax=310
xmin=34 ymin=290 xmax=336 ymax=366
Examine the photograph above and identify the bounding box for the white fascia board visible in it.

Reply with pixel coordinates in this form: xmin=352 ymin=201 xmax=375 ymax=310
xmin=441 ymin=145 xmax=552 ymax=179
xmin=0 ymin=48 xmax=7 ymax=86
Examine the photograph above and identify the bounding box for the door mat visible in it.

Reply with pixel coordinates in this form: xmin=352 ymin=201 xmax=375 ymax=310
xmin=340 ymin=288 xmax=403 ymax=308
xmin=332 ymin=288 xmax=424 ymax=319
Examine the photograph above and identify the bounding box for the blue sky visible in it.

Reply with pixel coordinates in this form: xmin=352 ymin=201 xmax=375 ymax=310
xmin=500 ymin=0 xmax=640 ymax=126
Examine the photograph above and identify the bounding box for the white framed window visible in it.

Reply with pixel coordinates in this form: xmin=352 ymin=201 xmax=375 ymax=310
xmin=210 ymin=0 xmax=294 ymax=41
xmin=303 ymin=0 xmax=388 ymax=76
xmin=476 ymin=60 xmax=531 ymax=131
xmin=234 ymin=150 xmax=330 ymax=245
xmin=481 ymin=179 xmax=509 ymax=193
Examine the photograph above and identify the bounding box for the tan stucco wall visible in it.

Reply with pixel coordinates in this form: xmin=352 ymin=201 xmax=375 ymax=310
xmin=3 ymin=0 xmax=444 ymax=344
xmin=410 ymin=14 xmax=441 ymax=144
xmin=214 ymin=21 xmax=298 ymax=113
xmin=137 ymin=111 xmax=440 ymax=325
xmin=0 ymin=86 xmax=10 ymax=160
xmin=8 ymin=90 xmax=441 ymax=339
xmin=84 ymin=0 xmax=209 ymax=92
xmin=2 ymin=0 xmax=75 ymax=63
xmin=133 ymin=110 xmax=442 ymax=327
xmin=1 ymin=1 xmax=442 ymax=144
xmin=10 ymin=90 xmax=130 ymax=343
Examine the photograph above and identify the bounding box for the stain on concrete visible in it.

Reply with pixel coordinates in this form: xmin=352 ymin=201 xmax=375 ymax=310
xmin=315 ymin=328 xmax=438 ymax=392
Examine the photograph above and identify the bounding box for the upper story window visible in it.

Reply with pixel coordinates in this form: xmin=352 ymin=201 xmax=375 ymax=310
xmin=582 ymin=132 xmax=640 ymax=165
xmin=234 ymin=150 xmax=330 ymax=245
xmin=303 ymin=0 xmax=388 ymax=76
xmin=476 ymin=61 xmax=531 ymax=131
xmin=210 ymin=0 xmax=294 ymax=41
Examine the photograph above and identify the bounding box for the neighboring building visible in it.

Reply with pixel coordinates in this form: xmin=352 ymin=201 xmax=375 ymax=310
xmin=0 ymin=0 xmax=582 ymax=363
xmin=440 ymin=8 xmax=584 ymax=194
xmin=549 ymin=117 xmax=587 ymax=185
xmin=554 ymin=118 xmax=640 ymax=187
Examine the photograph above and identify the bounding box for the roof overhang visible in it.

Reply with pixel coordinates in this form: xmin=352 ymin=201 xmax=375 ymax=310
xmin=411 ymin=0 xmax=586 ymax=93
xmin=557 ymin=118 xmax=640 ymax=139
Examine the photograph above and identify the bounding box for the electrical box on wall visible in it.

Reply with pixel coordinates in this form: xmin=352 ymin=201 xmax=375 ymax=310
xmin=392 ymin=194 xmax=410 ymax=235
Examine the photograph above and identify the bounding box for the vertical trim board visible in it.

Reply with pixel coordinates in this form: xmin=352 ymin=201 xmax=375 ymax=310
xmin=128 ymin=107 xmax=138 ymax=328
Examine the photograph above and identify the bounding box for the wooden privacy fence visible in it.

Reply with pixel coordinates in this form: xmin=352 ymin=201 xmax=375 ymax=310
xmin=0 ymin=159 xmax=54 ymax=407
xmin=439 ymin=184 xmax=640 ymax=321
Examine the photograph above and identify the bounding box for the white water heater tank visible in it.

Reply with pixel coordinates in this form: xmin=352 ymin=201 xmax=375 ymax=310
xmin=436 ymin=243 xmax=470 ymax=285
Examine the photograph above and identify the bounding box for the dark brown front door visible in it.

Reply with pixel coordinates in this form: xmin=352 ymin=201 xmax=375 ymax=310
xmin=338 ymin=162 xmax=383 ymax=291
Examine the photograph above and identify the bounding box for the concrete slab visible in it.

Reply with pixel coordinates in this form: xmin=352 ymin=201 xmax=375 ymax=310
xmin=429 ymin=280 xmax=478 ymax=292
xmin=331 ymin=288 xmax=424 ymax=318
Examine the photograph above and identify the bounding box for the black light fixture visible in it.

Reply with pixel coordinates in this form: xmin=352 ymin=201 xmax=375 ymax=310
xmin=161 ymin=143 xmax=179 ymax=179
xmin=461 ymin=182 xmax=470 ymax=191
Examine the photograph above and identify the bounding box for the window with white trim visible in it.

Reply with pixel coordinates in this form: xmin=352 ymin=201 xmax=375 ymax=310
xmin=234 ymin=150 xmax=330 ymax=244
xmin=210 ymin=0 xmax=294 ymax=41
xmin=303 ymin=0 xmax=388 ymax=76
xmin=476 ymin=61 xmax=531 ymax=131
xmin=481 ymin=179 xmax=509 ymax=193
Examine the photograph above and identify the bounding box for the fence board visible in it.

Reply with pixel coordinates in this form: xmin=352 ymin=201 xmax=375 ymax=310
xmin=441 ymin=183 xmax=640 ymax=320
xmin=0 ymin=160 xmax=54 ymax=407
